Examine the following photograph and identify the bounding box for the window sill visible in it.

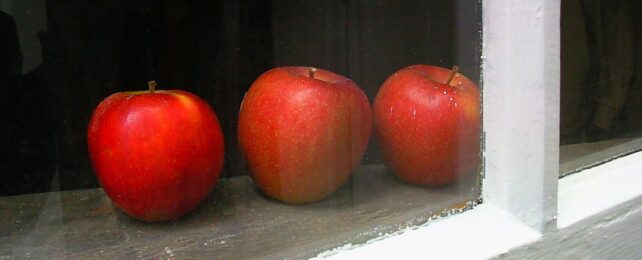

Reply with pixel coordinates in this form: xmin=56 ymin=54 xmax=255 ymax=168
xmin=318 ymin=202 xmax=542 ymax=259
xmin=560 ymin=138 xmax=642 ymax=177
xmin=0 ymin=164 xmax=478 ymax=259
xmin=558 ymin=150 xmax=642 ymax=228
xmin=322 ymin=151 xmax=642 ymax=259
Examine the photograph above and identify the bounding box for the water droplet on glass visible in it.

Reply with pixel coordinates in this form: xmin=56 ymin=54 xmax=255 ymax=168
xmin=454 ymin=103 xmax=458 ymax=107
xmin=443 ymin=91 xmax=447 ymax=95
xmin=449 ymin=97 xmax=453 ymax=101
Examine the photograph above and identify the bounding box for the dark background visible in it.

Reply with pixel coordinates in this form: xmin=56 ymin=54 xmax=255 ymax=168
xmin=560 ymin=0 xmax=642 ymax=145
xmin=0 ymin=0 xmax=481 ymax=196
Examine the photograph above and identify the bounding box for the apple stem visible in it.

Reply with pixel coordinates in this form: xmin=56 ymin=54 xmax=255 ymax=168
xmin=148 ymin=81 xmax=157 ymax=93
xmin=309 ymin=67 xmax=317 ymax=79
xmin=445 ymin=66 xmax=459 ymax=85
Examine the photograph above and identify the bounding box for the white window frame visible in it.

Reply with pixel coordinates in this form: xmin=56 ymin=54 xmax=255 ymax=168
xmin=319 ymin=0 xmax=642 ymax=258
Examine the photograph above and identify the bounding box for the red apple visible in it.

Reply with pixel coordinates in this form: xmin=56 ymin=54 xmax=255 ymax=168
xmin=373 ymin=65 xmax=480 ymax=186
xmin=238 ymin=67 xmax=372 ymax=204
xmin=87 ymin=81 xmax=224 ymax=222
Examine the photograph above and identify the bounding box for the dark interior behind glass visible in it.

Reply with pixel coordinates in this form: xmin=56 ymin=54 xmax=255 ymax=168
xmin=1 ymin=0 xmax=480 ymax=195
xmin=560 ymin=0 xmax=642 ymax=176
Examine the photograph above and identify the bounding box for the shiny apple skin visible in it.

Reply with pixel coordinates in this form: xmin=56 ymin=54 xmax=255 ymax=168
xmin=238 ymin=67 xmax=372 ymax=204
xmin=373 ymin=65 xmax=480 ymax=186
xmin=88 ymin=90 xmax=224 ymax=222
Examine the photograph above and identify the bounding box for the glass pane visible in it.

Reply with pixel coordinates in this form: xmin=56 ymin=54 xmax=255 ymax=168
xmin=0 ymin=0 xmax=482 ymax=258
xmin=560 ymin=0 xmax=642 ymax=177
